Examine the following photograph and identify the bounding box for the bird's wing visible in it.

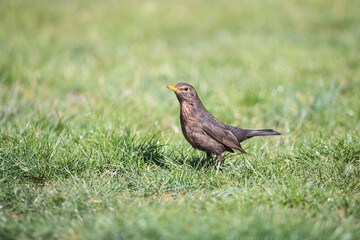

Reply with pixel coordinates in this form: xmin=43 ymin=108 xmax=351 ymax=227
xmin=202 ymin=124 xmax=247 ymax=154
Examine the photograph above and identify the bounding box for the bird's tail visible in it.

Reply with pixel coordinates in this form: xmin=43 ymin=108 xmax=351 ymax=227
xmin=246 ymin=129 xmax=281 ymax=138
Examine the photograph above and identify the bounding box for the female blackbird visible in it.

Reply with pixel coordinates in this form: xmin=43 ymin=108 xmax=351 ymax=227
xmin=167 ymin=83 xmax=281 ymax=174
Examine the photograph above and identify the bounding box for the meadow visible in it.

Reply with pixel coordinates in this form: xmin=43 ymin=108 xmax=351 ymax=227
xmin=0 ymin=0 xmax=359 ymax=239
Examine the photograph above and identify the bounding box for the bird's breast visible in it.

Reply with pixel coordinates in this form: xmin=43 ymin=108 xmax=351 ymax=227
xmin=179 ymin=104 xmax=197 ymax=136
xmin=180 ymin=101 xmax=194 ymax=116
xmin=180 ymin=113 xmax=197 ymax=137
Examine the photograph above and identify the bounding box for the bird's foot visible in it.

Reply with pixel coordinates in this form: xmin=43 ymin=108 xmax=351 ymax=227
xmin=215 ymin=163 xmax=222 ymax=175
xmin=215 ymin=155 xmax=223 ymax=175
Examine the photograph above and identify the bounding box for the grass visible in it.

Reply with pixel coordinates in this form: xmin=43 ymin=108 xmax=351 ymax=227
xmin=1 ymin=0 xmax=360 ymax=239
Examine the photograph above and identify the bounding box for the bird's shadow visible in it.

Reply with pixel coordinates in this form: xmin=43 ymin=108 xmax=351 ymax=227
xmin=134 ymin=136 xmax=240 ymax=171
xmin=175 ymin=152 xmax=236 ymax=171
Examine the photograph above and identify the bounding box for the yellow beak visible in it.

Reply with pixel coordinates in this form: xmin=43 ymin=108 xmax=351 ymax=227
xmin=167 ymin=85 xmax=180 ymax=92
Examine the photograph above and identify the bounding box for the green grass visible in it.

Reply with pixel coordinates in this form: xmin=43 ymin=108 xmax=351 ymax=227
xmin=1 ymin=0 xmax=360 ymax=239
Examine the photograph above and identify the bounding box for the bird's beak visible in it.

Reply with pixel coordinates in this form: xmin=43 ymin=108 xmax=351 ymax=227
xmin=167 ymin=85 xmax=180 ymax=92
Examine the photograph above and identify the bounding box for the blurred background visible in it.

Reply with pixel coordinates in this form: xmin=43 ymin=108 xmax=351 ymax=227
xmin=1 ymin=0 xmax=359 ymax=143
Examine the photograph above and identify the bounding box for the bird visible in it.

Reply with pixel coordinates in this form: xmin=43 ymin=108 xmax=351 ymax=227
xmin=167 ymin=83 xmax=281 ymax=174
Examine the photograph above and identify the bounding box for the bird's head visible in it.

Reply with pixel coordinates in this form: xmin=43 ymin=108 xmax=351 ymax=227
xmin=167 ymin=83 xmax=199 ymax=103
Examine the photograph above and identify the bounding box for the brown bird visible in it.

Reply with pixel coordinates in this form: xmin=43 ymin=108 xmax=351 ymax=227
xmin=167 ymin=83 xmax=281 ymax=174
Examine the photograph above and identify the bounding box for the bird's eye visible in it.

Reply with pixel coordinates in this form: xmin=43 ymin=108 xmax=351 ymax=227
xmin=184 ymin=87 xmax=188 ymax=91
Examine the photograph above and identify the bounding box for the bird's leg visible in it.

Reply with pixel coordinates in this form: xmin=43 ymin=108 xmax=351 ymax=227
xmin=216 ymin=154 xmax=223 ymax=175
xmin=203 ymin=152 xmax=212 ymax=167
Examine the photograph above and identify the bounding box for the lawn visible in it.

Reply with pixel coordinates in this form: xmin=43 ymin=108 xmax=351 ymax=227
xmin=1 ymin=0 xmax=359 ymax=239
